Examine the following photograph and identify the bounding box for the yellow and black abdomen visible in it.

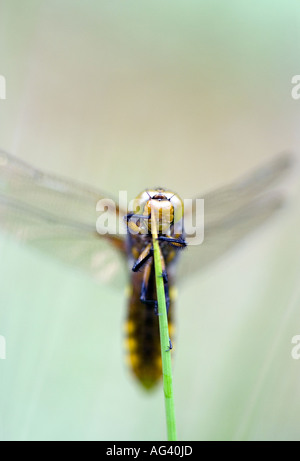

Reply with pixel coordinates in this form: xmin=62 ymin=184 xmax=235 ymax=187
xmin=124 ymin=268 xmax=175 ymax=390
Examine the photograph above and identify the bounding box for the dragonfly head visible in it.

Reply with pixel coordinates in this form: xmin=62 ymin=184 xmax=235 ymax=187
xmin=132 ymin=188 xmax=184 ymax=234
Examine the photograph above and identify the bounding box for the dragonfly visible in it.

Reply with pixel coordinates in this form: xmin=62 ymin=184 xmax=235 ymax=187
xmin=0 ymin=150 xmax=294 ymax=389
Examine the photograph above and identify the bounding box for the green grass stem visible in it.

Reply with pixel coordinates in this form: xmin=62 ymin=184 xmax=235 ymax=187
xmin=151 ymin=209 xmax=177 ymax=441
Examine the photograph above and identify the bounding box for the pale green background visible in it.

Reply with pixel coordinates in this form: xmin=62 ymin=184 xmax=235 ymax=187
xmin=0 ymin=0 xmax=300 ymax=441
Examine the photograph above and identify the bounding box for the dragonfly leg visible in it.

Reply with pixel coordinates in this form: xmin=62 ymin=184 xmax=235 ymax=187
xmin=125 ymin=212 xmax=151 ymax=221
xmin=159 ymin=269 xmax=168 ymax=283
xmin=142 ymin=287 xmax=169 ymax=316
xmin=137 ymin=242 xmax=170 ymax=316
xmin=157 ymin=234 xmax=187 ymax=249
xmin=166 ymin=338 xmax=173 ymax=352
xmin=164 ymin=280 xmax=170 ymax=315
xmin=132 ymin=243 xmax=153 ymax=272
xmin=124 ymin=212 xmax=135 ymax=222
xmin=139 ymin=257 xmax=161 ymax=315
xmin=125 ymin=212 xmax=150 ymax=235
xmin=141 ymin=299 xmax=160 ymax=316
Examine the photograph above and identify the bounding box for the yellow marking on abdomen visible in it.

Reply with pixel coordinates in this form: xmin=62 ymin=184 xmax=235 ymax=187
xmin=123 ymin=336 xmax=138 ymax=352
xmin=155 ymin=355 xmax=162 ymax=370
xmin=168 ymin=321 xmax=175 ymax=338
xmin=125 ymin=352 xmax=140 ymax=369
xmin=169 ymin=286 xmax=178 ymax=301
xmin=123 ymin=319 xmax=136 ymax=335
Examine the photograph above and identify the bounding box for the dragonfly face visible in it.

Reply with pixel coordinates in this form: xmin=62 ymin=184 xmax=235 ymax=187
xmin=0 ymin=150 xmax=294 ymax=389
xmin=128 ymin=188 xmax=184 ymax=235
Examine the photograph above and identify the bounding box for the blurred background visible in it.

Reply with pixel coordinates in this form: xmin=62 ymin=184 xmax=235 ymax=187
xmin=0 ymin=0 xmax=300 ymax=441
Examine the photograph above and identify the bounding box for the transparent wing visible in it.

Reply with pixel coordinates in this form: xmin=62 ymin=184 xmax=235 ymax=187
xmin=0 ymin=150 xmax=127 ymax=287
xmin=187 ymin=152 xmax=294 ymax=228
xmin=178 ymin=152 xmax=296 ymax=282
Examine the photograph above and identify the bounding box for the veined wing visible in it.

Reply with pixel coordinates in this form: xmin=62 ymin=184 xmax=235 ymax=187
xmin=0 ymin=150 xmax=127 ymax=286
xmin=178 ymin=152 xmax=296 ymax=282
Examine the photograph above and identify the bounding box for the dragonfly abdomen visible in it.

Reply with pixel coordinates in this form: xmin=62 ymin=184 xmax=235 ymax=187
xmin=124 ymin=269 xmax=175 ymax=390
